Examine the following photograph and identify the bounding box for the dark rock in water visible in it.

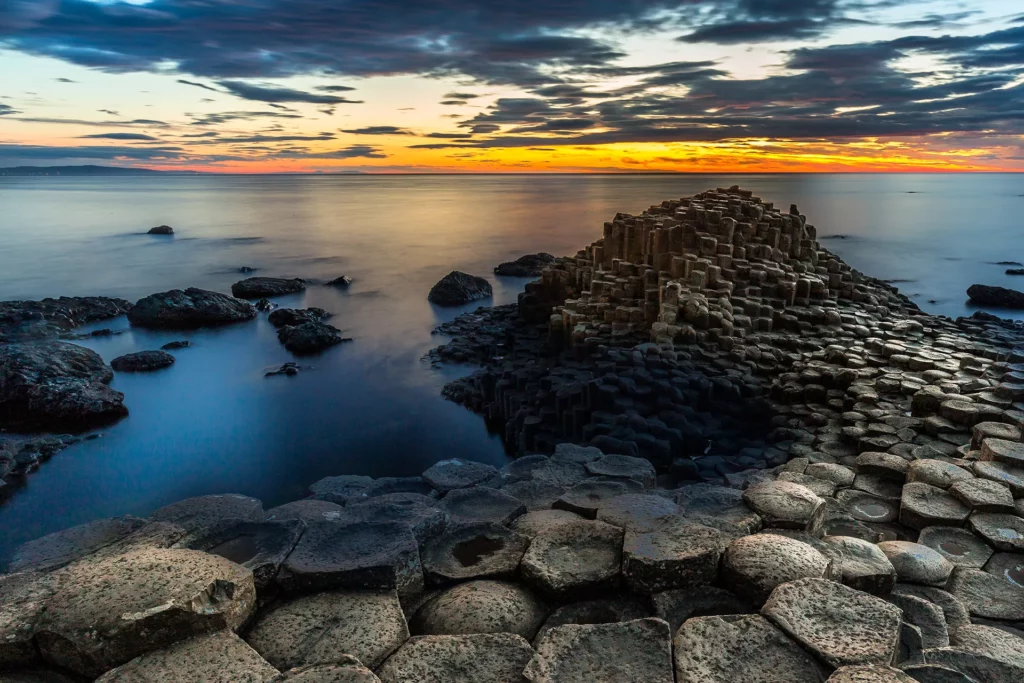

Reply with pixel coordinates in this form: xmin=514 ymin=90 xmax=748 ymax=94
xmin=147 ymin=225 xmax=173 ymax=235
xmin=277 ymin=321 xmax=350 ymax=354
xmin=254 ymin=298 xmax=276 ymax=312
xmin=160 ymin=340 xmax=191 ymax=350
xmin=231 ymin=277 xmax=306 ymax=299
xmin=265 ymin=362 xmax=301 ymax=377
xmin=0 ymin=341 xmax=127 ymax=430
xmin=239 ymin=266 xmax=257 ymax=273
xmin=994 ymin=261 xmax=1023 ymax=266
xmin=428 ymin=271 xmax=492 ymax=307
xmin=971 ymin=311 xmax=1004 ymax=323
xmin=110 ymin=350 xmax=176 ymax=372
xmin=494 ymin=253 xmax=555 ymax=278
xmin=327 ymin=275 xmax=353 ymax=287
xmin=268 ymin=307 xmax=330 ymax=328
xmin=0 ymin=296 xmax=132 ymax=342
xmin=967 ymin=284 xmax=1024 ymax=309
xmin=1007 ymin=269 xmax=1024 ymax=276
xmin=128 ymin=288 xmax=257 ymax=328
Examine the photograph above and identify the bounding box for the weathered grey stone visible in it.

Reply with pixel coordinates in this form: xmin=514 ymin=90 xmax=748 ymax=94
xmin=917 ymin=526 xmax=993 ymax=569
xmin=899 ymin=484 xmax=970 ymax=530
xmin=906 ymin=461 xmax=973 ymax=490
xmin=980 ymin=438 xmax=1024 ymax=467
xmin=420 ymin=524 xmax=529 ymax=585
xmin=824 ymin=535 xmax=897 ymax=594
xmin=762 ymin=577 xmax=903 ymax=668
xmin=308 ymin=475 xmax=373 ymax=505
xmin=898 ymin=663 xmax=973 ymax=683
xmin=245 ymin=590 xmax=408 ymax=670
xmin=427 ymin=271 xmax=493 ymax=307
xmin=439 ymin=487 xmax=526 ymax=526
xmin=673 ymin=614 xmax=827 ymax=683
xmin=742 ymin=480 xmax=825 ymax=532
xmin=946 ymin=567 xmax=1024 ymax=620
xmin=968 ymin=513 xmax=1024 ymax=551
xmin=828 ymin=666 xmax=916 ymax=682
xmin=951 ymin=480 xmax=1015 ymax=513
xmin=553 ymin=480 xmax=632 ymax=518
xmin=551 ymin=443 xmax=604 ymax=464
xmin=331 ymin=497 xmax=448 ymax=542
xmin=722 ymin=533 xmax=831 ymax=605
xmin=878 ymin=541 xmax=955 ymax=586
xmin=174 ymin=519 xmax=304 ymax=590
xmin=265 ymin=500 xmax=344 ymax=523
xmin=837 ymin=490 xmax=900 ymax=524
xmin=622 ymin=524 xmax=724 ymax=594
xmin=594 ymin=493 xmax=680 ymax=531
xmin=377 ymin=633 xmax=534 ymax=683
xmin=532 ymin=598 xmax=651 ymax=645
xmin=271 ymin=659 xmax=381 ymax=683
xmin=920 ymin=647 xmax=1021 ymax=682
xmin=411 ymin=580 xmax=547 ymax=640
xmin=94 ymin=631 xmax=277 ymax=683
xmin=806 ymin=462 xmax=857 ymax=487
xmin=524 ymin=618 xmax=673 ymax=683
xmin=973 ymin=460 xmax=1024 ymax=497
xmin=510 ymin=510 xmax=586 ymax=538
xmin=898 ymin=621 xmax=926 ymax=668
xmin=521 ymin=519 xmax=623 ymax=599
xmin=128 ymin=288 xmax=256 ymax=329
xmin=422 ymin=459 xmax=499 ymax=493
xmin=150 ymin=494 xmax=264 ymax=532
xmin=857 ymin=452 xmax=910 ymax=480
xmin=584 ymin=454 xmax=656 ymax=487
xmin=7 ymin=516 xmax=147 ymax=573
xmin=984 ymin=551 xmax=1024 ymax=588
xmin=276 ymin=521 xmax=423 ymax=599
xmin=0 ymin=572 xmax=57 ymax=670
xmin=886 ymin=594 xmax=949 ymax=650
xmin=778 ymin=471 xmax=838 ymax=498
xmin=674 ymin=484 xmax=762 ymax=536
xmin=950 ymin=623 xmax=1024 ymax=671
xmin=651 ymin=586 xmax=750 ymax=634
xmin=891 ymin=585 xmax=971 ymax=637
xmin=36 ymin=547 xmax=256 ymax=677
xmin=500 ymin=480 xmax=567 ymax=512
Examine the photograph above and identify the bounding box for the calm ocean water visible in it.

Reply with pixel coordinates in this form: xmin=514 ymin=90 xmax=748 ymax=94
xmin=0 ymin=173 xmax=1021 ymax=560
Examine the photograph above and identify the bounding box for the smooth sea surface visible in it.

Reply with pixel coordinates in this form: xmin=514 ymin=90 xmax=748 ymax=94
xmin=0 ymin=173 xmax=1022 ymax=562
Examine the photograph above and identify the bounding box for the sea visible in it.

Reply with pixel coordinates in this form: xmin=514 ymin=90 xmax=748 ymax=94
xmin=0 ymin=173 xmax=1022 ymax=562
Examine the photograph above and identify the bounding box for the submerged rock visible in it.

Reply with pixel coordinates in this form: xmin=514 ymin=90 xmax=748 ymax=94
xmin=8 ymin=515 xmax=147 ymax=573
xmin=427 ymin=271 xmax=492 ymax=307
xmin=494 ymin=253 xmax=555 ymax=278
xmin=277 ymin=321 xmax=350 ymax=354
xmin=146 ymin=225 xmax=173 ymax=235
xmin=110 ymin=350 xmax=175 ymax=372
xmin=967 ymin=284 xmax=1024 ymax=308
xmin=0 ymin=296 xmax=132 ymax=342
xmin=231 ymin=277 xmax=306 ymax=299
xmin=128 ymin=288 xmax=256 ymax=329
xmin=268 ymin=307 xmax=330 ymax=328
xmin=327 ymin=275 xmax=353 ymax=287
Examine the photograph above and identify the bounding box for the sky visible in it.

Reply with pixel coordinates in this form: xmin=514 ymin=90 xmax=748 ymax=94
xmin=1 ymin=0 xmax=1023 ymax=173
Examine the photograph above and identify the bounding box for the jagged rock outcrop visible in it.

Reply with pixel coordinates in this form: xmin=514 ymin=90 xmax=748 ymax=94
xmin=127 ymin=288 xmax=256 ymax=328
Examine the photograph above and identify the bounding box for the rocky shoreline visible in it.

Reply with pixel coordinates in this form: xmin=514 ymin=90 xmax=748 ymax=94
xmin=3 ymin=187 xmax=1024 ymax=681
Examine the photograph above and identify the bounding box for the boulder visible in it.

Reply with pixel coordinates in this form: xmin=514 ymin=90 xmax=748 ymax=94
xmin=411 ymin=580 xmax=547 ymax=640
xmin=824 ymin=535 xmax=897 ymax=594
xmin=160 ymin=340 xmax=191 ymax=349
xmin=967 ymin=284 xmax=1024 ymax=309
xmin=326 ymin=275 xmax=353 ymax=287
xmin=265 ymin=499 xmax=344 ymax=523
xmin=651 ymin=586 xmax=751 ymax=634
xmin=979 ymin=438 xmax=1024 ymax=467
xmin=878 ymin=541 xmax=954 ymax=586
xmin=595 ymin=493 xmax=681 ymax=531
xmin=983 ymin=551 xmax=1024 ymax=586
xmin=267 ymin=308 xmax=330 ymax=328
xmin=0 ymin=296 xmax=132 ymax=343
xmin=967 ymin=513 xmax=1024 ymax=551
xmin=94 ymin=631 xmax=277 ymax=682
xmin=110 ymin=350 xmax=175 ymax=372
xmin=891 ymin=584 xmax=971 ymax=637
xmin=8 ymin=516 xmax=147 ymax=573
xmin=420 ymin=523 xmax=529 ymax=585
xmin=898 ymin=662 xmax=977 ymax=682
xmin=308 ymin=475 xmax=373 ymax=504
xmin=906 ymin=461 xmax=973 ymax=490
xmin=946 ymin=567 xmax=1024 ymax=620
xmin=675 ymin=484 xmax=762 ymax=536
xmin=277 ymin=321 xmax=349 ymax=354
xmin=742 ymin=480 xmax=825 ymax=533
xmin=422 ymin=459 xmax=499 ymax=493
xmin=35 ymin=547 xmax=257 ymax=677
xmin=276 ymin=521 xmax=423 ymax=599
xmin=721 ymin=533 xmax=831 ymax=605
xmin=917 ymin=527 xmax=994 ymax=569
xmin=762 ymin=577 xmax=903 ymax=668
xmin=900 ymin=483 xmax=970 ymax=530
xmin=500 ymin=480 xmax=568 ymax=511
xmin=0 ymin=341 xmax=127 ymax=430
xmin=521 ymin=519 xmax=623 ymax=599
xmin=128 ymin=288 xmax=256 ymax=328
xmin=920 ymin=648 xmax=1021 ymax=682
xmin=150 ymin=494 xmax=264 ymax=532
xmin=439 ymin=487 xmax=526 ymax=526
xmin=622 ymin=523 xmax=724 ymax=594
xmin=886 ymin=594 xmax=949 ymax=650
xmin=332 ymin=497 xmax=448 ymax=542
xmin=493 ymin=253 xmax=555 ymax=278
xmin=0 ymin=572 xmax=57 ymax=670
xmin=231 ymin=277 xmax=306 ymax=299
xmin=951 ymin=480 xmax=1015 ymax=513
xmin=377 ymin=633 xmax=534 ymax=683
xmin=553 ymin=480 xmax=634 ymax=518
xmin=524 ymin=618 xmax=673 ymax=683
xmin=173 ymin=519 xmax=304 ymax=590
xmin=427 ymin=272 xmax=492 ymax=307
xmin=950 ymin=623 xmax=1024 ymax=670
xmin=511 ymin=509 xmax=586 ymax=538
xmin=147 ymin=225 xmax=173 ymax=235
xmin=673 ymin=614 xmax=827 ymax=683
xmin=245 ymin=590 xmax=408 ymax=670
xmin=533 ymin=598 xmax=651 ymax=645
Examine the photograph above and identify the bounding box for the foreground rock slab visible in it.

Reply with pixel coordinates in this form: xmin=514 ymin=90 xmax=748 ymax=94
xmin=0 ymin=571 xmax=57 ymax=670
xmin=7 ymin=515 xmax=146 ymax=573
xmin=377 ymin=633 xmax=534 ymax=683
xmin=95 ymin=631 xmax=277 ymax=683
xmin=127 ymin=288 xmax=257 ymax=329
xmin=524 ymin=618 xmax=673 ymax=683
xmin=273 ymin=659 xmax=381 ymax=682
xmin=411 ymin=580 xmax=547 ymax=640
xmin=521 ymin=519 xmax=623 ymax=599
xmin=150 ymin=494 xmax=265 ymax=532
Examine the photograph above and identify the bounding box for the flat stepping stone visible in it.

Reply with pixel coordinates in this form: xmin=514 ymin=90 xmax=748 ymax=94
xmin=365 ymin=477 xmax=436 ymax=498
xmin=410 ymin=580 xmax=547 ymax=640
xmin=828 ymin=666 xmax=916 ymax=682
xmin=920 ymin=647 xmax=1021 ymax=682
xmin=377 ymin=633 xmax=534 ymax=683
xmin=150 ymin=493 xmax=264 ymax=532
xmin=500 ymin=480 xmax=568 ymax=511
xmin=972 ymin=423 xmax=1021 ymax=450
xmin=672 ymin=614 xmax=826 ymax=683
xmin=897 ymin=663 xmax=971 ymax=682
xmin=878 ymin=541 xmax=954 ymax=586
xmin=777 ymin=471 xmax=838 ymax=498
xmin=595 ymin=493 xmax=680 ymax=531
xmin=906 ymin=460 xmax=974 ymax=489
xmin=742 ymin=480 xmax=824 ymax=532
xmin=946 ymin=567 xmax=1024 ymax=620
xmin=973 ymin=460 xmax=1024 ymax=496
xmin=7 ymin=515 xmax=146 ymax=573
xmin=584 ymin=454 xmax=656 ymax=487
xmin=245 ymin=590 xmax=408 ymax=670
xmin=980 ymin=438 xmax=1024 ymax=467
xmin=674 ymin=484 xmax=762 ymax=536
xmin=836 ymin=490 xmax=899 ymax=524
xmin=309 ymin=475 xmax=374 ymax=504
xmin=511 ymin=510 xmax=586 ymax=538
xmin=854 ymin=473 xmax=904 ymax=501
xmin=420 ymin=523 xmax=529 ymax=585
xmin=276 ymin=521 xmax=423 ymax=599
xmin=984 ymin=552 xmax=1024 ymax=588
xmin=950 ymin=479 xmax=1015 ymax=512
xmin=554 ymin=480 xmax=633 ymax=518
xmin=525 ymin=618 xmax=673 ymax=683
xmin=891 ymin=584 xmax=971 ymax=637
xmin=0 ymin=572 xmax=58 ymax=670
xmin=824 ymin=535 xmax=896 ymax=594
xmin=273 ymin=660 xmax=381 ymax=682
xmin=266 ymin=499 xmax=344 ymax=523
xmin=174 ymin=519 xmax=304 ymax=590
xmin=335 ymin=496 xmax=448 ymax=541
xmin=806 ymin=462 xmax=856 ymax=487
xmin=651 ymin=586 xmax=750 ymax=635
xmin=968 ymin=513 xmax=1024 ymax=551
xmin=721 ymin=533 xmax=831 ymax=605
xmin=423 ymin=459 xmax=499 ymax=493
xmin=950 ymin=623 xmax=1024 ymax=670
xmin=521 ymin=519 xmax=623 ymax=599
xmin=900 ymin=483 xmax=970 ymax=530
xmin=623 ymin=524 xmax=724 ymax=594
xmin=94 ymin=631 xmax=276 ymax=683
xmin=856 ymin=452 xmax=910 ymax=480
xmin=918 ymin=527 xmax=994 ymax=569
xmin=885 ymin=594 xmax=949 ymax=650
xmin=551 ymin=443 xmax=604 ymax=464
xmin=762 ymin=577 xmax=903 ymax=668
xmin=439 ymin=487 xmax=526 ymax=526
xmin=533 ymin=597 xmax=651 ymax=645
xmin=35 ymin=547 xmax=256 ymax=678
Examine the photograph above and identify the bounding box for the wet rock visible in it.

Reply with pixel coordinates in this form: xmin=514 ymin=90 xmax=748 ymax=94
xmin=160 ymin=340 xmax=191 ymax=350
xmin=651 ymin=586 xmax=751 ymax=634
xmin=326 ymin=275 xmax=353 ymax=287
xmin=439 ymin=487 xmax=526 ymax=526
xmin=255 ymin=298 xmax=276 ymax=312
xmin=128 ymin=288 xmax=256 ymax=329
xmin=427 ymin=271 xmax=493 ymax=307
xmin=0 ymin=341 xmax=127 ymax=430
xmin=8 ymin=515 xmax=147 ymax=573
xmin=0 ymin=572 xmax=57 ymax=670
xmin=585 ymin=454 xmax=656 ymax=487
xmin=595 ymin=493 xmax=680 ymax=531
xmin=533 ymin=598 xmax=651 ymax=645
xmin=917 ymin=527 xmax=994 ymax=569
xmin=265 ymin=362 xmax=301 ymax=377
xmin=334 ymin=496 xmax=448 ymax=542
xmin=276 ymin=521 xmax=423 ymax=599
xmin=622 ymin=523 xmax=724 ymax=594
xmin=0 ymin=296 xmax=132 ymax=343
xmin=494 ymin=253 xmax=555 ymax=278
xmin=967 ymin=512 xmax=1024 ymax=551
xmin=94 ymin=631 xmax=276 ymax=682
xmin=150 ymin=493 xmax=264 ymax=532
xmin=947 ymin=567 xmax=1024 ymax=620
xmin=231 ymin=277 xmax=306 ymax=299
xmin=377 ymin=633 xmax=534 ymax=683
xmin=110 ymin=350 xmax=175 ymax=372
xmin=722 ymin=533 xmax=831 ymax=605
xmin=524 ymin=618 xmax=673 ymax=683
xmin=521 ymin=519 xmax=623 ymax=599
xmin=268 ymin=308 xmax=330 ymax=328
xmin=265 ymin=499 xmax=344 ymax=523
xmin=277 ymin=321 xmax=349 ymax=355
xmin=743 ymin=480 xmax=825 ymax=532
xmin=878 ymin=541 xmax=955 ymax=586
xmin=675 ymin=484 xmax=763 ymax=536
xmin=411 ymin=580 xmax=547 ymax=640
xmin=673 ymin=614 xmax=827 ymax=682
xmin=420 ymin=523 xmax=529 ymax=585
xmin=422 ymin=459 xmax=499 ymax=493
xmin=900 ymin=483 xmax=970 ymax=530
xmin=762 ymin=577 xmax=903 ymax=668
xmin=984 ymin=552 xmax=1024 ymax=587
xmin=500 ymin=480 xmax=567 ymax=511
xmin=308 ymin=474 xmax=373 ymax=504
xmin=824 ymin=535 xmax=897 ymax=595
xmin=173 ymin=519 xmax=304 ymax=591
xmin=967 ymin=284 xmax=1024 ymax=309
xmin=147 ymin=225 xmax=173 ymax=235
xmin=553 ymin=480 xmax=633 ymax=518
xmin=36 ymin=547 xmax=256 ymax=677
xmin=245 ymin=589 xmax=408 ymax=671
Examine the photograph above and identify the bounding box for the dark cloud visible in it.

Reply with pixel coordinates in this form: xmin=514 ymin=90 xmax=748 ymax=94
xmin=340 ymin=126 xmax=412 ymax=135
xmin=178 ymin=79 xmax=220 ymax=93
xmin=297 ymin=145 xmax=386 ymax=159
xmin=97 ymin=109 xmax=119 ymax=116
xmin=217 ymin=133 xmax=337 ymax=143
xmin=0 ymin=104 xmax=20 ymax=115
xmin=677 ymin=0 xmax=872 ymax=44
xmin=12 ymin=116 xmax=166 ymax=126
xmin=54 ymin=77 xmax=76 ymax=83
xmin=0 ymin=144 xmax=184 ymax=161
xmin=444 ymin=92 xmax=480 ymax=99
xmin=318 ymin=85 xmax=357 ymax=92
xmin=79 ymin=132 xmax=159 ymax=140
xmin=441 ymin=100 xmax=468 ymax=105
xmin=217 ymin=81 xmax=363 ymax=104
xmin=188 ymin=111 xmax=303 ymax=125
xmin=894 ymin=11 xmax=978 ymax=29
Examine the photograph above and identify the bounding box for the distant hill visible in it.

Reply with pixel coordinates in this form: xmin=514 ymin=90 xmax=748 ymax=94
xmin=0 ymin=165 xmax=184 ymax=176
